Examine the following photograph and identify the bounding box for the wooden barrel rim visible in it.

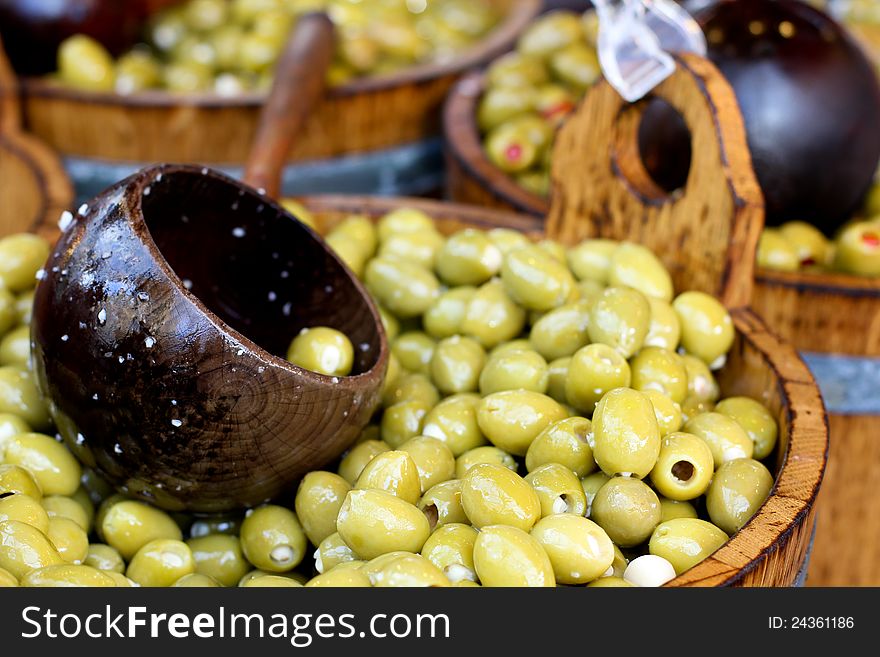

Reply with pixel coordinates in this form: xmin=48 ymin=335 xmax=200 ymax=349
xmin=292 ymin=194 xmax=828 ymax=587
xmin=756 ymin=267 xmax=880 ymax=299
xmin=20 ymin=0 xmax=541 ymax=109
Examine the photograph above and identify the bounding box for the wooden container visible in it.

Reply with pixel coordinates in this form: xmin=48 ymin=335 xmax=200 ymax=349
xmin=0 ymin=36 xmax=72 ymax=240
xmin=444 ymin=49 xmax=880 ymax=588
xmin=17 ymin=0 xmax=540 ymax=166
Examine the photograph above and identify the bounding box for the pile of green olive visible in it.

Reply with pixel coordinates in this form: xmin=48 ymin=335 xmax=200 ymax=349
xmin=0 ymin=211 xmax=778 ymax=587
xmin=758 ymin=183 xmax=880 ymax=277
xmin=476 ymin=9 xmax=598 ymax=197
xmin=52 ymin=0 xmax=500 ymax=94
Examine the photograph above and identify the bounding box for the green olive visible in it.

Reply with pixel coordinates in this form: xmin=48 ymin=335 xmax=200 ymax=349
xmin=591 ymin=477 xmax=661 ymax=548
xmin=715 ymin=397 xmax=778 ymax=460
xmin=501 ymin=245 xmax=575 ymax=311
xmin=780 ymin=221 xmax=831 ymax=268
xmin=378 ymin=230 xmax=445 ymax=270
xmin=580 ymin=471 xmax=611 ymax=518
xmin=355 ymin=450 xmax=422 ymax=505
xmin=99 ymin=500 xmax=183 ymax=561
xmin=327 ymin=233 xmax=369 ymax=277
xmin=172 ymin=573 xmax=221 ymax=587
xmin=567 ymin=239 xmax=618 ymax=283
xmin=673 ymin=292 xmax=735 ymax=368
xmin=115 ymin=50 xmax=162 ymax=93
xmin=127 ymin=539 xmax=196 ymax=587
xmin=525 ymin=416 xmax=595 ymax=477
xmin=421 ymin=523 xmax=478 ymax=584
xmin=0 ymin=494 xmax=49 ymax=533
xmin=531 ymin=514 xmax=614 ymax=585
xmin=338 ymin=439 xmax=392 ymax=485
xmin=565 ymin=343 xmax=631 ymax=414
xmin=295 ymin=471 xmax=351 ymax=546
xmin=286 ymin=326 xmax=354 ymax=376
xmin=524 ymin=463 xmax=588 ymax=517
xmin=3 ymin=433 xmax=81 ymax=496
xmin=306 ymin=568 xmax=371 ymax=588
xmin=84 ymin=543 xmax=125 ymax=573
xmin=683 ymin=412 xmax=754 ymax=467
xmin=380 ymin=400 xmax=430 ymax=449
xmin=435 ymin=229 xmax=504 ymax=286
xmin=0 ymin=520 xmax=64 ymax=579
xmin=706 ymin=458 xmax=774 ymax=535
xmin=314 ymin=532 xmax=358 ymax=574
xmin=757 ymin=229 xmax=800 ymax=272
xmin=0 ymin=464 xmax=43 ymax=499
xmin=473 ymin=524 xmax=555 ymax=587
xmin=588 ymin=287 xmax=651 ymax=358
xmin=518 ymin=10 xmax=585 ymax=59
xmin=487 ymin=52 xmax=549 ymax=87
xmin=377 ymin=208 xmax=436 ymax=243
xmin=645 ymin=298 xmax=681 ymax=351
xmin=461 ymin=279 xmax=527 ymax=349
xmin=529 ymin=300 xmax=592 ymax=361
xmin=0 ymin=326 xmax=30 ymax=367
xmin=0 ymin=367 xmax=51 ymax=430
xmin=477 ymin=390 xmax=568 ymax=456
xmin=188 ymin=514 xmax=242 ymax=539
xmin=658 ymin=498 xmax=698 ymax=523
xmin=477 ymin=86 xmax=534 ymax=131
xmin=546 ymin=356 xmax=571 ymax=405
xmin=455 ymin=445 xmax=517 ymax=480
xmin=592 ymin=388 xmax=661 ymax=478
xmin=587 ymin=576 xmax=634 ymax=587
xmin=549 ymin=41 xmax=599 ymax=91
xmin=399 ymin=436 xmax=456 ymax=493
xmin=382 ymin=371 xmax=439 ymax=409
xmin=186 ymin=534 xmax=250 ymax=587
xmin=487 ymin=228 xmax=531 ymax=256
xmin=21 ymin=564 xmax=116 ymax=587
xmin=833 ymin=221 xmax=880 ymax=276
xmin=423 ymin=287 xmax=477 ymax=339
xmin=363 ymin=552 xmax=450 ymax=587
xmin=629 ymin=347 xmax=688 ymax=404
xmin=239 ymin=505 xmax=307 ymax=572
xmin=421 ymin=393 xmax=487 ymax=457
xmin=682 ymin=354 xmax=720 ymax=402
xmin=0 ymin=566 xmax=16 ymax=586
xmin=0 ymin=290 xmax=18 ymax=337
xmin=42 ymin=493 xmax=91 ymax=532
xmin=649 ymin=518 xmax=728 ymax=575
xmin=365 ymin=257 xmax=440 ymax=319
xmin=608 ymin=242 xmax=673 ymax=301
xmin=240 ymin=574 xmax=303 ymax=588
xmin=460 ymin=463 xmax=541 ymax=531
xmin=430 ymin=336 xmax=486 ymax=395
xmin=419 ymin=480 xmax=468 ymax=529
xmin=57 ymin=35 xmax=116 ymax=92
xmin=479 ymin=348 xmax=548 ymax=395
xmin=336 ymin=489 xmax=431 ymax=560
xmin=328 ymin=215 xmax=378 ymax=260
xmin=643 ymin=390 xmax=683 ymax=436
xmin=649 ymin=432 xmax=715 ymax=501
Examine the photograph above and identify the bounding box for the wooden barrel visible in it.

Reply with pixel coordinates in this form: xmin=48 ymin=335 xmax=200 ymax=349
xmin=443 ymin=44 xmax=880 ymax=588
xmin=18 ymin=0 xmax=540 ymax=166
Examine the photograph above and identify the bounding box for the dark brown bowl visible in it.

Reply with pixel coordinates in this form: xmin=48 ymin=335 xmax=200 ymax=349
xmin=30 ymin=164 xmax=388 ymax=513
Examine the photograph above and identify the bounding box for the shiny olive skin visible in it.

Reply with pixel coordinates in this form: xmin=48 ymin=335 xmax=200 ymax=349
xmin=706 ymin=458 xmax=774 ymax=535
xmin=581 ymin=471 xmax=610 ymax=518
xmin=84 ymin=543 xmax=125 ymax=574
xmin=629 ymin=347 xmax=688 ymax=404
xmin=546 ymin=356 xmax=572 ymax=405
xmin=306 ymin=568 xmax=371 ymax=588
xmin=567 ymin=239 xmax=618 ymax=283
xmin=355 ymin=450 xmax=422 ymax=505
xmin=684 ymin=412 xmax=754 ymax=468
xmin=435 ymin=229 xmax=504 ymax=286
xmin=461 ymin=279 xmax=527 ymax=349
xmin=0 ymin=412 xmax=29 ymax=455
xmin=529 ymin=300 xmax=592 ymax=361
xmin=377 ymin=209 xmax=436 ymax=243
xmin=240 ymin=574 xmax=302 ymax=588
xmin=0 ymin=367 xmax=51 ymax=431
xmin=186 ymin=534 xmax=250 ymax=587
xmin=565 ymin=343 xmax=631 ymax=414
xmin=643 ymin=390 xmax=683 ymax=436
xmin=659 ymin=498 xmax=698 ymax=523
xmin=3 ymin=433 xmax=81 ymax=496
xmin=460 ymin=463 xmax=541 ymax=531
xmin=833 ymin=221 xmax=880 ymax=276
xmin=473 ymin=525 xmax=555 ymax=587
xmin=336 ymin=489 xmax=431 ymax=560
xmin=47 ymin=516 xmax=89 ymax=564
xmin=525 ymin=416 xmax=595 ymax=477
xmin=682 ymin=355 xmax=721 ymax=402
xmin=0 ymin=566 xmax=17 ymax=586
xmin=430 ymin=336 xmax=487 ymax=395
xmin=645 ymin=298 xmax=682 ymax=351
xmin=295 ymin=471 xmax=351 ymax=547
xmin=715 ymin=397 xmax=778 ymax=460
xmin=286 ymin=326 xmax=354 ymax=377
xmin=0 ymin=325 xmax=30 ymax=367
xmin=421 ymin=523 xmax=479 ymax=584
xmin=0 ymin=494 xmax=49 ymax=533
xmin=418 ymin=480 xmax=468 ymax=529
xmin=608 ymin=243 xmax=673 ymax=301
xmin=365 ymin=257 xmax=440 ymax=319
xmin=337 ymin=439 xmax=391 ymax=485
xmin=391 ymin=333 xmax=436 ymax=376
xmin=477 ymin=390 xmax=568 ymax=456
xmin=42 ymin=494 xmax=91 ymax=532
xmin=0 ymin=520 xmax=63 ymax=579
xmin=649 ymin=432 xmax=714 ymax=501
xmin=381 ymin=399 xmax=431 ymax=449
xmin=0 ymin=232 xmax=51 ymax=291
xmin=100 ymin=500 xmax=182 ymax=561
xmin=363 ymin=552 xmax=450 ymax=587
xmin=399 ymin=437 xmax=456 ymax=493
xmin=531 ymin=514 xmax=614 ymax=585
xmin=421 ymin=394 xmax=487 ymax=457
xmin=423 ymin=287 xmax=477 ymax=339
xmin=240 ymin=505 xmax=307 ymax=572
xmin=479 ymin=348 xmax=548 ymax=395
xmin=757 ymin=230 xmax=800 ymax=272
xmin=455 ymin=445 xmax=517 ymax=480
xmin=591 ymin=477 xmax=661 ymax=548
xmin=649 ymin=518 xmax=728 ymax=575
xmin=314 ymin=532 xmax=357 ymax=573
xmin=587 ymin=576 xmax=634 ymax=587
xmin=525 ymin=463 xmax=588 ymax=517
xmin=673 ymin=292 xmax=735 ymax=368
xmin=21 ymin=564 xmax=116 ymax=588
xmin=588 ymin=287 xmax=651 ymax=358
xmin=173 ymin=573 xmax=221 ymax=587
xmin=378 ymin=230 xmax=445 ymax=270
xmin=501 ymin=245 xmax=575 ymax=311
xmin=592 ymin=388 xmax=661 ymax=478
xmin=0 ymin=465 xmax=43 ymax=499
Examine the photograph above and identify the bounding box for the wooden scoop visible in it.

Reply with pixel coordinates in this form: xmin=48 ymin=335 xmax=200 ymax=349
xmin=29 ymin=14 xmax=389 ymax=513
xmin=0 ymin=36 xmax=72 ymax=239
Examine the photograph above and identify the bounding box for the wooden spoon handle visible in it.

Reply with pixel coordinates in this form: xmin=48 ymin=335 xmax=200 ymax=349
xmin=545 ymin=53 xmax=764 ymax=310
xmin=0 ymin=35 xmax=21 ymax=135
xmin=243 ymin=12 xmax=336 ymax=198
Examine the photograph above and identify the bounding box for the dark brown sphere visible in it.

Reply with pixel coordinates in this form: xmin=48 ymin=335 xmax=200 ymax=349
xmin=641 ymin=0 xmax=880 ymax=233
